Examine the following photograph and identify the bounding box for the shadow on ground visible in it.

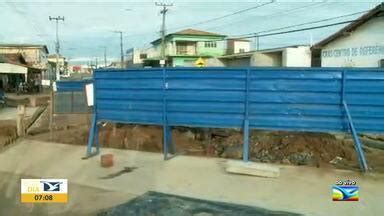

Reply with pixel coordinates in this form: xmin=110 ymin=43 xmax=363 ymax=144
xmin=98 ymin=191 xmax=302 ymax=216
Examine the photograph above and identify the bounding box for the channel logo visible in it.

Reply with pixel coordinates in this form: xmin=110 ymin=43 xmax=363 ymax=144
xmin=21 ymin=179 xmax=68 ymax=203
xmin=332 ymin=185 xmax=359 ymax=201
xmin=41 ymin=181 xmax=63 ymax=192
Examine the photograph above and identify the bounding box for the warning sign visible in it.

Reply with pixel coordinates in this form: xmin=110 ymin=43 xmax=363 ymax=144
xmin=195 ymin=57 xmax=205 ymax=67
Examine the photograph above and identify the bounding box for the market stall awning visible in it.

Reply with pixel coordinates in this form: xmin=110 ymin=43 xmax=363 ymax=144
xmin=0 ymin=63 xmax=28 ymax=74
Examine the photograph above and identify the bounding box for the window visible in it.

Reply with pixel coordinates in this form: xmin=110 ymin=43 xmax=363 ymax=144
xmin=176 ymin=44 xmax=188 ymax=55
xmin=239 ymin=48 xmax=245 ymax=53
xmin=176 ymin=42 xmax=196 ymax=55
xmin=204 ymin=41 xmax=217 ymax=48
xmin=140 ymin=53 xmax=147 ymax=59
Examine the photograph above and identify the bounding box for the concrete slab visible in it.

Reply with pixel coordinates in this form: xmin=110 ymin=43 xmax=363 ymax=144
xmin=5 ymin=93 xmax=50 ymax=107
xmin=0 ymin=139 xmax=383 ymax=216
xmin=0 ymin=106 xmax=39 ymax=121
xmin=226 ymin=160 xmax=280 ymax=178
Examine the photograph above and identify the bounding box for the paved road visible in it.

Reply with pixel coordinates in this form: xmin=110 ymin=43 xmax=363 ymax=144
xmin=0 ymin=140 xmax=383 ymax=215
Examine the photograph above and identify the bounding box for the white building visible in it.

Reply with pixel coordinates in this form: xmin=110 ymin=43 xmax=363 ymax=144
xmin=216 ymin=45 xmax=311 ymax=67
xmin=126 ymin=48 xmax=149 ymax=67
xmin=226 ymin=39 xmax=251 ymax=54
xmin=47 ymin=54 xmax=68 ymax=77
xmin=312 ymin=3 xmax=384 ymax=67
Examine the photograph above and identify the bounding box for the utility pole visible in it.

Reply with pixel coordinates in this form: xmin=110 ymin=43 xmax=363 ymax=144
xmin=49 ymin=16 xmax=64 ymax=81
xmin=48 ymin=16 xmax=64 ymax=141
xmin=156 ymin=2 xmax=173 ymax=67
xmin=103 ymin=47 xmax=107 ymax=67
xmin=95 ymin=58 xmax=98 ymax=69
xmin=255 ymin=33 xmax=260 ymax=51
xmin=98 ymin=46 xmax=107 ymax=68
xmin=113 ymin=31 xmax=124 ymax=68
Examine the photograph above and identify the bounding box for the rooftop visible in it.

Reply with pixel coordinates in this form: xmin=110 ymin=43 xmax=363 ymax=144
xmin=226 ymin=38 xmax=251 ymax=42
xmin=0 ymin=53 xmax=27 ymax=64
xmin=0 ymin=43 xmax=49 ymax=53
xmin=312 ymin=3 xmax=384 ymax=49
xmin=0 ymin=53 xmax=42 ymax=70
xmin=219 ymin=45 xmax=310 ymax=59
xmin=48 ymin=54 xmax=65 ymax=59
xmin=151 ymin=28 xmax=226 ymax=44
xmin=172 ymin=28 xmax=225 ymax=37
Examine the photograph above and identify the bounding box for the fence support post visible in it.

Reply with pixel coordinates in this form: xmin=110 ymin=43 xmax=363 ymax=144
xmin=341 ymin=71 xmax=368 ymax=172
xmin=85 ymin=114 xmax=98 ymax=158
xmin=243 ymin=68 xmax=250 ymax=162
xmin=342 ymin=102 xmax=368 ymax=172
xmin=84 ymin=78 xmax=99 ymax=159
xmin=94 ymin=122 xmax=100 ymax=153
xmin=167 ymin=126 xmax=175 ymax=154
xmin=162 ymin=68 xmax=171 ymax=160
xmin=243 ymin=120 xmax=249 ymax=161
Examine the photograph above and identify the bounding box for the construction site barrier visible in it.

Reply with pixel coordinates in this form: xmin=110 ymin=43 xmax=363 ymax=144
xmin=86 ymin=67 xmax=384 ymax=172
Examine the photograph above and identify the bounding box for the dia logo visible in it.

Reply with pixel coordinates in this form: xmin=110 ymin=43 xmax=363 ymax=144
xmin=41 ymin=181 xmax=63 ymax=192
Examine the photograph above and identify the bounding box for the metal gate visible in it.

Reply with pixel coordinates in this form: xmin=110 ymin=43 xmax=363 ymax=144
xmin=54 ymin=80 xmax=91 ymax=114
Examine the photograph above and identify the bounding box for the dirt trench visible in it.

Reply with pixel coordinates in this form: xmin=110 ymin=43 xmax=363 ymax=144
xmin=27 ymin=123 xmax=384 ymax=172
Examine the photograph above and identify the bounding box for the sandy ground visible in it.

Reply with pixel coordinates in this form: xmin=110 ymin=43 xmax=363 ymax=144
xmin=0 ymin=106 xmax=44 ymax=151
xmin=0 ymin=139 xmax=383 ymax=216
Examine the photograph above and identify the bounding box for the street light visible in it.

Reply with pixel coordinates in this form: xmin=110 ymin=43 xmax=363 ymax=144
xmin=112 ymin=31 xmax=124 ymax=68
xmin=99 ymin=46 xmax=107 ymax=68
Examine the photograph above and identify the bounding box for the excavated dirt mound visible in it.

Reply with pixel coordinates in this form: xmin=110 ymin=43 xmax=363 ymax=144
xmin=0 ymin=120 xmax=17 ymax=151
xmin=28 ymin=123 xmax=384 ymax=172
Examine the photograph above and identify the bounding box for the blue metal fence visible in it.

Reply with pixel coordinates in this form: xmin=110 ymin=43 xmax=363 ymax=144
xmin=86 ymin=67 xmax=384 ymax=172
xmin=56 ymin=80 xmax=92 ymax=92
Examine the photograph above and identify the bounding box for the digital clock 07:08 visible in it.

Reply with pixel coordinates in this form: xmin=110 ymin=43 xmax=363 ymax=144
xmin=34 ymin=194 xmax=53 ymax=201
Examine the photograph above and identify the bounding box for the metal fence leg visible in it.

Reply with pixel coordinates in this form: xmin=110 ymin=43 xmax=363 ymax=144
xmin=243 ymin=68 xmax=250 ymax=162
xmin=94 ymin=122 xmax=100 ymax=153
xmin=85 ymin=114 xmax=97 ymax=158
xmin=167 ymin=126 xmax=176 ymax=155
xmin=243 ymin=119 xmax=249 ymax=162
xmin=163 ymin=124 xmax=169 ymax=160
xmin=343 ymin=101 xmax=368 ymax=172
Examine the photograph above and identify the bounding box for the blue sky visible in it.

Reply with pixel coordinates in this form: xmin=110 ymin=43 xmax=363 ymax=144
xmin=0 ymin=0 xmax=382 ymax=64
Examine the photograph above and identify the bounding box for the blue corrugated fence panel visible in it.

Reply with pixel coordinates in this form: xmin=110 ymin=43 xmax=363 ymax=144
xmin=56 ymin=80 xmax=92 ymax=92
xmin=92 ymin=67 xmax=384 ymax=133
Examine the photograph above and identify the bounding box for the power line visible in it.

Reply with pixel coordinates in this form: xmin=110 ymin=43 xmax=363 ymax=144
xmin=120 ymin=1 xmax=274 ymax=40
xmin=121 ymin=1 xmax=321 ymax=39
xmin=6 ymin=2 xmax=49 ymax=43
xmin=113 ymin=31 xmax=124 ymax=68
xmin=120 ymin=1 xmax=328 ymax=52
xmin=234 ymin=19 xmax=358 ymax=40
xmin=186 ymin=17 xmax=362 ymax=44
xmin=233 ymin=9 xmax=369 ymax=37
xmin=168 ymin=0 xmax=274 ymax=31
xmin=119 ymin=1 xmax=326 ymax=43
xmin=260 ymin=1 xmax=327 ymax=18
xmin=207 ymin=1 xmax=328 ymax=31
